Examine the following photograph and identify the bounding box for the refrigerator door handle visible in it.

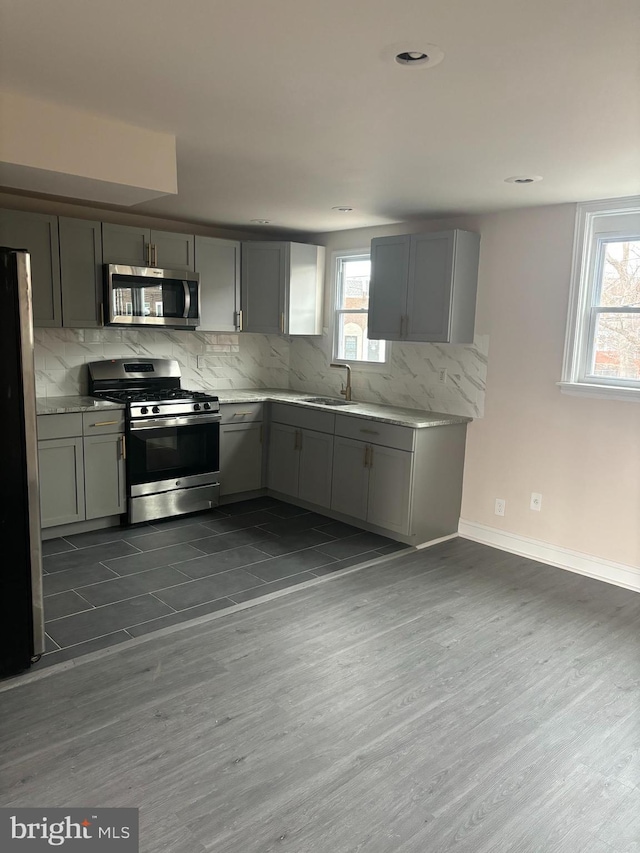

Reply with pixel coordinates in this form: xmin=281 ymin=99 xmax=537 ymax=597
xmin=16 ymin=251 xmax=45 ymax=658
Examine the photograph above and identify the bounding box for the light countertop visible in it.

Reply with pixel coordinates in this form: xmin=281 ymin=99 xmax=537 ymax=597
xmin=36 ymin=396 xmax=125 ymax=415
xmin=216 ymin=389 xmax=471 ymax=428
xmin=36 ymin=390 xmax=470 ymax=428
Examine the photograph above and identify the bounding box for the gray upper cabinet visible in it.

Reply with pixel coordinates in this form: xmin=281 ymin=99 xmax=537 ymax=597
xmin=196 ymin=236 xmax=241 ymax=332
xmin=59 ymin=217 xmax=103 ymax=328
xmin=241 ymin=241 xmax=324 ymax=335
xmin=369 ymin=229 xmax=480 ymax=344
xmin=151 ymin=230 xmax=195 ymax=271
xmin=0 ymin=209 xmax=62 ymax=327
xmin=102 ymin=223 xmax=194 ymax=270
xmin=368 ymin=235 xmax=410 ymax=341
xmin=102 ymin=223 xmax=149 ymax=266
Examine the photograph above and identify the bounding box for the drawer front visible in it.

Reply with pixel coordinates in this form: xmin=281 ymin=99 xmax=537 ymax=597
xmin=82 ymin=410 xmax=126 ymax=435
xmin=220 ymin=402 xmax=264 ymax=425
xmin=270 ymin=402 xmax=335 ymax=434
xmin=334 ymin=414 xmax=415 ymax=452
xmin=37 ymin=413 xmax=83 ymax=440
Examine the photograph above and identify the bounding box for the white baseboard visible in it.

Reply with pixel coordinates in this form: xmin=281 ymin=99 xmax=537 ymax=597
xmin=458 ymin=519 xmax=640 ymax=594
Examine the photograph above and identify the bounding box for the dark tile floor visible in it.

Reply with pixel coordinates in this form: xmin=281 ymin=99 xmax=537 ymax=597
xmin=37 ymin=497 xmax=407 ymax=669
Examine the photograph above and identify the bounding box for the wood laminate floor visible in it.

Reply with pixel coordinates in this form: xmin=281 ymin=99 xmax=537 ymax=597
xmin=2 ymin=538 xmax=640 ymax=852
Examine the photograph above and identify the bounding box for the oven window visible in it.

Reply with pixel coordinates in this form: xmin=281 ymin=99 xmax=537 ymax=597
xmin=128 ymin=422 xmax=219 ymax=485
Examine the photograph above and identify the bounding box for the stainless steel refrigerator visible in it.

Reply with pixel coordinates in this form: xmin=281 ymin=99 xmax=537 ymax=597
xmin=0 ymin=246 xmax=45 ymax=677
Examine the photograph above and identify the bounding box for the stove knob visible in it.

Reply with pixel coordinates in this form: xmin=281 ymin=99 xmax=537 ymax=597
xmin=152 ymin=406 xmax=160 ymax=415
xmin=194 ymin=403 xmax=201 ymax=411
xmin=203 ymin=402 xmax=211 ymax=410
xmin=141 ymin=407 xmax=148 ymax=415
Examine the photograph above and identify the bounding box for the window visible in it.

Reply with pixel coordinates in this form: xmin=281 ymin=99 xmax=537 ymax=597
xmin=561 ymin=197 xmax=640 ymax=400
xmin=332 ymin=251 xmax=388 ymax=365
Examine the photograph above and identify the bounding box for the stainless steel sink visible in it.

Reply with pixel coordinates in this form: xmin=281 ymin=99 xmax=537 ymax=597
xmin=302 ymin=397 xmax=351 ymax=406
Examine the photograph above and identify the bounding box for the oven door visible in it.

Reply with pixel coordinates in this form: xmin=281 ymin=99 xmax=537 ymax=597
xmin=106 ymin=265 xmax=200 ymax=328
xmin=128 ymin=414 xmax=220 ymax=497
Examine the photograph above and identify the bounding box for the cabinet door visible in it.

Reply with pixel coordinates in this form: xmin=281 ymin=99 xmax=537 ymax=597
xmin=298 ymin=428 xmax=334 ymax=509
xmin=196 ymin=236 xmax=240 ymax=331
xmin=38 ymin=437 xmax=85 ymax=527
xmin=241 ymin=242 xmax=286 ymax=334
xmin=220 ymin=423 xmax=263 ymax=496
xmin=267 ymin=422 xmax=300 ymax=498
xmin=59 ymin=217 xmax=103 ymax=328
xmin=151 ymin=230 xmax=195 ymax=271
xmin=368 ymin=235 xmax=410 ymax=341
xmin=0 ymin=209 xmax=61 ymax=327
xmin=84 ymin=433 xmax=126 ymax=520
xmin=330 ymin=436 xmax=369 ymax=521
xmin=367 ymin=445 xmax=413 ymax=534
xmin=102 ymin=223 xmax=149 ymax=265
xmin=406 ymin=231 xmax=455 ymax=342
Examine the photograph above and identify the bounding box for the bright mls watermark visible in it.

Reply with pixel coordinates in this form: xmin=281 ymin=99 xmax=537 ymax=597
xmin=0 ymin=808 xmax=139 ymax=850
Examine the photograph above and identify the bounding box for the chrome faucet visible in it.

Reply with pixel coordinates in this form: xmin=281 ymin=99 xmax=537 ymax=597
xmin=330 ymin=362 xmax=352 ymax=402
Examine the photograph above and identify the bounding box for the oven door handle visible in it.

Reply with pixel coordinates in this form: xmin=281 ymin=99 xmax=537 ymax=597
xmin=129 ymin=414 xmax=221 ymax=431
xmin=183 ymin=280 xmax=191 ymax=319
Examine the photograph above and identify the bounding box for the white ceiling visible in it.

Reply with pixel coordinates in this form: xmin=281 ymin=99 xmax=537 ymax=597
xmin=1 ymin=0 xmax=639 ymax=233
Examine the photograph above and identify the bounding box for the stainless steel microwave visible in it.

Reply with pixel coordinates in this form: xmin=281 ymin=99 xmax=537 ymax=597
xmin=105 ymin=264 xmax=200 ymax=329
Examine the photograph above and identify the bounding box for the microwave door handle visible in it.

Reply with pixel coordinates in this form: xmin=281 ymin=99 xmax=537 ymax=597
xmin=182 ymin=281 xmax=191 ymax=319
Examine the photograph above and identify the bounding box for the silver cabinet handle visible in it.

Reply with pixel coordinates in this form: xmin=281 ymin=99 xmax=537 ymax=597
xmin=233 ymin=411 xmax=254 ymax=416
xmin=359 ymin=428 xmax=380 ymax=435
xmin=120 ymin=435 xmax=126 ymax=459
xmin=90 ymin=420 xmax=120 ymax=427
xmin=237 ymin=309 xmax=243 ymax=331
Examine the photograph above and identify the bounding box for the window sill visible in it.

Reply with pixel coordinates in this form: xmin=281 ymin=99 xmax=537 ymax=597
xmin=558 ymin=381 xmax=640 ymax=403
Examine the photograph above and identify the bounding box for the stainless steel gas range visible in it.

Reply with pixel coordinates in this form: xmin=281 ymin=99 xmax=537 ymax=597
xmin=88 ymin=358 xmax=221 ymax=524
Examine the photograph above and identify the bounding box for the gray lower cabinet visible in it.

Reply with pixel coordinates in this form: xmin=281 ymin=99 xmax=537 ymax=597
xmin=0 ymin=209 xmax=62 ymax=327
xmin=195 ymin=236 xmax=240 ymax=332
xmin=330 ymin=436 xmax=369 ymax=521
xmin=332 ymin=435 xmax=413 ymax=533
xmin=39 ymin=437 xmax=85 ymax=528
xmin=58 ymin=217 xmax=103 ymax=328
xmin=38 ymin=412 xmax=126 ymax=528
xmin=220 ymin=423 xmax=263 ymax=496
xmin=366 ymin=444 xmax=413 ymax=533
xmin=84 ymin=433 xmax=126 ymax=519
xmin=298 ymin=428 xmax=334 ymax=509
xmin=267 ymin=423 xmax=300 ymax=498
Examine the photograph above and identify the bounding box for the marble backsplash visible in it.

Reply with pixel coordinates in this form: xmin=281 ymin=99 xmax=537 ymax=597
xmin=34 ymin=327 xmax=488 ymax=418
xmin=34 ymin=328 xmax=291 ymax=397
xmin=288 ymin=333 xmax=489 ymax=418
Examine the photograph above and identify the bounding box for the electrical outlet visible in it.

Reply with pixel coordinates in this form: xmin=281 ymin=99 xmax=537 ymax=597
xmin=495 ymin=498 xmax=506 ymax=517
xmin=530 ymin=492 xmax=542 ymax=511
xmin=438 ymin=368 xmax=447 ymax=384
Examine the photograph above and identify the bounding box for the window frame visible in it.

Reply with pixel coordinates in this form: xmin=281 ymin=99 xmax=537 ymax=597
xmin=331 ymin=248 xmax=390 ymax=371
xmin=560 ymin=197 xmax=640 ymax=401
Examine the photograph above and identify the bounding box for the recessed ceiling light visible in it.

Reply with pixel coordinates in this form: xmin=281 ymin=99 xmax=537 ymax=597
xmin=383 ymin=42 xmax=444 ymax=69
xmin=250 ymin=219 xmax=271 ymax=224
xmin=504 ymin=175 xmax=543 ymax=184
xmin=332 ymin=206 xmax=354 ymax=213
xmin=395 ymin=51 xmax=430 ymax=66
